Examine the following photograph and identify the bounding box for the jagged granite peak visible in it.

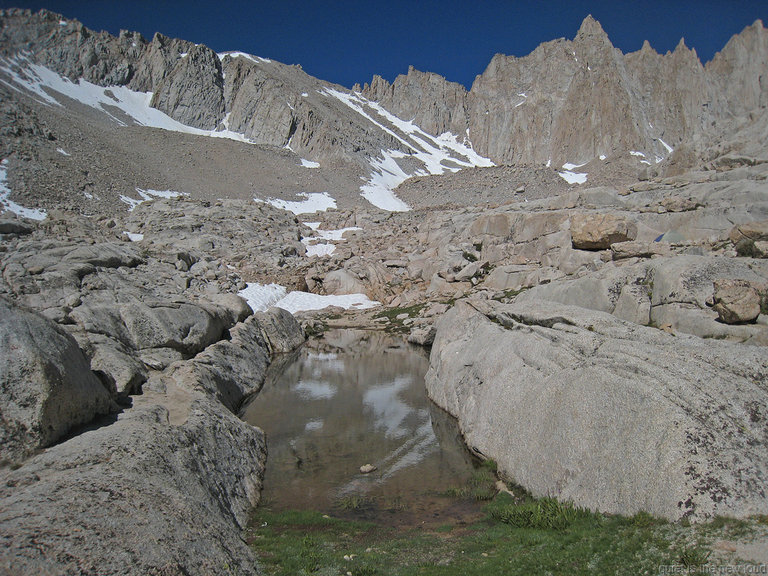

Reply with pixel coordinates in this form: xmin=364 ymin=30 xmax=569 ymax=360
xmin=707 ymin=19 xmax=768 ymax=113
xmin=0 ymin=8 xmax=422 ymax=171
xmin=574 ymin=14 xmax=611 ymax=44
xmin=358 ymin=14 xmax=768 ymax=172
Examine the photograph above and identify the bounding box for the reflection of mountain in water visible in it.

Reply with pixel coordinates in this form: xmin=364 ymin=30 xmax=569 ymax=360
xmin=240 ymin=329 xmax=476 ymax=511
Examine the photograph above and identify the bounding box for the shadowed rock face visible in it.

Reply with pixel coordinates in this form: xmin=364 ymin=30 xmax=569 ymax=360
xmin=150 ymin=43 xmax=226 ymax=130
xmin=0 ymin=202 xmax=307 ymax=575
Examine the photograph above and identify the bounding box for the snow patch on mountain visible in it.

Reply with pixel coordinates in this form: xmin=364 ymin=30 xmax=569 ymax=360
xmin=0 ymin=159 xmax=47 ymax=220
xmin=238 ymin=282 xmax=379 ymax=313
xmin=321 ymin=87 xmax=493 ymax=211
xmin=558 ymin=161 xmax=588 ymax=184
xmin=301 ymin=223 xmax=362 ymax=258
xmin=258 ymin=192 xmax=336 ymax=214
xmin=0 ymin=55 xmax=252 ymax=143
xmin=218 ymin=51 xmax=271 ymax=64
xmin=120 ymin=188 xmax=187 ymax=211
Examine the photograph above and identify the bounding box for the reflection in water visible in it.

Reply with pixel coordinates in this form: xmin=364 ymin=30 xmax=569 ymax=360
xmin=240 ymin=329 xmax=476 ymax=513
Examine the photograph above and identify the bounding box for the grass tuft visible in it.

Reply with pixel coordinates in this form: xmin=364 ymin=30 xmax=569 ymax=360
xmin=490 ymin=497 xmax=597 ymax=531
xmin=678 ymin=545 xmax=711 ymax=568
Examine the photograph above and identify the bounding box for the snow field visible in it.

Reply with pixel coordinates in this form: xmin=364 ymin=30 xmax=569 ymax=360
xmin=238 ymin=282 xmax=379 ymax=314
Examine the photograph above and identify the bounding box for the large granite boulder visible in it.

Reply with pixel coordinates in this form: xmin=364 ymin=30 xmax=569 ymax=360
xmin=0 ymin=298 xmax=112 ymax=464
xmin=426 ymin=299 xmax=768 ymax=521
xmin=712 ymin=278 xmax=762 ymax=324
xmin=0 ymin=395 xmax=265 ymax=576
xmin=570 ymin=213 xmax=637 ymax=250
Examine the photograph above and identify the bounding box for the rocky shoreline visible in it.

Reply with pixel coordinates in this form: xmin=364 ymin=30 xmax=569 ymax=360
xmin=0 ymin=206 xmax=305 ymax=575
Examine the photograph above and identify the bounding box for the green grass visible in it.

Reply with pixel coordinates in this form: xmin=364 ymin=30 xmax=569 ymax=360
xmin=337 ymin=494 xmax=377 ymax=511
xmin=489 ymin=497 xmax=598 ymax=531
xmin=373 ymin=304 xmax=427 ymax=333
xmin=249 ymin=474 xmax=768 ymax=576
xmin=248 ymin=494 xmax=768 ymax=576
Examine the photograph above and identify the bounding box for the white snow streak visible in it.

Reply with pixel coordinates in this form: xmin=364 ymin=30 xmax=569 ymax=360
xmin=273 ymin=290 xmax=379 ymax=314
xmin=120 ymin=188 xmax=187 ymax=211
xmin=559 ymin=161 xmax=588 ymax=184
xmin=0 ymin=159 xmax=47 ymax=220
xmin=218 ymin=51 xmax=271 ymax=64
xmin=259 ymin=192 xmax=336 ymax=215
xmin=322 ymin=87 xmax=492 ymax=211
xmin=123 ymin=231 xmax=144 ymax=242
xmin=0 ymin=56 xmax=253 ymax=144
xmin=300 ymin=158 xmax=320 ymax=168
xmin=657 ymin=138 xmax=674 ymax=154
xmin=301 ymin=224 xmax=361 ymax=258
xmin=238 ymin=283 xmax=288 ymax=312
xmin=304 ymin=243 xmax=336 ymax=257
xmin=558 ymin=170 xmax=588 ymax=184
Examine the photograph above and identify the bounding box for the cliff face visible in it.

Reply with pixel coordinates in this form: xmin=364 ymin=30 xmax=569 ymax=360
xmin=364 ymin=15 xmax=767 ymax=170
xmin=0 ymin=8 xmax=413 ymax=168
xmin=1 ymin=8 xmax=766 ymax=180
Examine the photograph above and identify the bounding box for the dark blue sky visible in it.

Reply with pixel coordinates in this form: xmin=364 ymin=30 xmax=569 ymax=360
xmin=1 ymin=1 xmax=765 ymax=88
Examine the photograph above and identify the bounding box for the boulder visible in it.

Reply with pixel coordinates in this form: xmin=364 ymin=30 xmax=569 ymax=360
xmin=612 ymin=284 xmax=651 ymax=325
xmin=0 ymin=298 xmax=112 ymax=464
xmin=712 ymin=279 xmax=762 ymax=324
xmin=0 ymin=396 xmax=265 ymax=576
xmin=611 ymin=240 xmax=669 ymax=260
xmin=0 ymin=217 xmax=33 ymax=235
xmin=323 ymin=269 xmax=367 ymax=295
xmin=426 ymin=299 xmax=768 ymax=521
xmin=730 ymin=219 xmax=768 ymax=256
xmin=570 ymin=213 xmax=637 ymax=250
xmin=118 ymin=300 xmax=231 ymax=355
xmin=468 ymin=213 xmax=513 ymax=237
xmin=87 ymin=334 xmax=148 ymax=398
xmin=254 ymin=307 xmax=306 ymax=355
xmin=454 ymin=260 xmax=486 ymax=282
xmin=407 ymin=324 xmax=436 ymax=346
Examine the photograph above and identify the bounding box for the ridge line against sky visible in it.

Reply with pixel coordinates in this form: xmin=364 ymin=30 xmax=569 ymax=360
xmin=0 ymin=0 xmax=765 ymax=89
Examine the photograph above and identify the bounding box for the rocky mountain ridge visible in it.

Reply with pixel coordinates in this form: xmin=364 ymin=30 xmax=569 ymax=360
xmin=0 ymin=7 xmax=492 ymax=215
xmin=1 ymin=8 xmax=766 ymax=217
xmin=363 ymin=16 xmax=768 ymax=170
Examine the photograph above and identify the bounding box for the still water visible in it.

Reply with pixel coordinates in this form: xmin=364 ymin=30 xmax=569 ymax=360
xmin=240 ymin=329 xmax=478 ymax=520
